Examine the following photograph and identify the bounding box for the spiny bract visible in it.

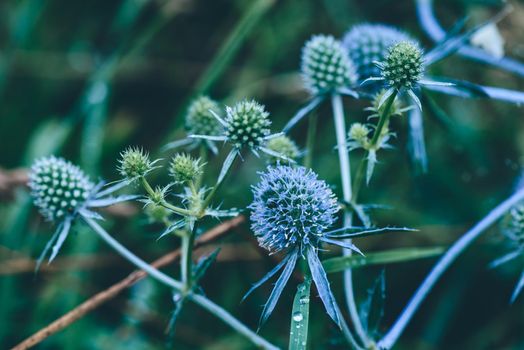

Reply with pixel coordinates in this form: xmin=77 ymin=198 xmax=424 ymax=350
xmin=381 ymin=41 xmax=424 ymax=89
xmin=29 ymin=156 xmax=94 ymax=222
xmin=343 ymin=24 xmax=417 ymax=80
xmin=265 ymin=135 xmax=299 ymax=164
xmin=225 ymin=99 xmax=271 ymax=149
xmin=249 ymin=165 xmax=338 ymax=253
xmin=185 ymin=96 xmax=223 ymax=136
xmin=301 ymin=35 xmax=358 ymax=94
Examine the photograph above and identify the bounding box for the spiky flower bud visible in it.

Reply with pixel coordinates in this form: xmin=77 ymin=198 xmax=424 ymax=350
xmin=301 ymin=35 xmax=358 ymax=94
xmin=185 ymin=96 xmax=223 ymax=136
xmin=249 ymin=166 xmax=338 ymax=253
xmin=29 ymin=156 xmax=94 ymax=222
xmin=348 ymin=123 xmax=370 ymax=148
xmin=145 ymin=203 xmax=170 ymax=224
xmin=118 ymin=147 xmax=152 ymax=180
xmin=342 ymin=24 xmax=416 ymax=80
xmin=381 ymin=41 xmax=424 ymax=89
xmin=225 ymin=100 xmax=271 ymax=149
xmin=504 ymin=204 xmax=524 ymax=245
xmin=169 ymin=153 xmax=202 ymax=184
xmin=265 ymin=135 xmax=299 ymax=164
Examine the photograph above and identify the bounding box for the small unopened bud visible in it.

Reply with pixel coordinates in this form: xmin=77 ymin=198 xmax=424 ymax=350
xmin=186 ymin=96 xmax=223 ymax=136
xmin=118 ymin=147 xmax=152 ymax=180
xmin=169 ymin=154 xmax=202 ymax=184
xmin=266 ymin=135 xmax=299 ymax=164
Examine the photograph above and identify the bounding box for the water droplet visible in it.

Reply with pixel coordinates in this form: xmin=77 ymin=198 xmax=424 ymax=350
xmin=299 ymin=296 xmax=310 ymax=305
xmin=292 ymin=311 xmax=303 ymax=322
xmin=172 ymin=292 xmax=183 ymax=303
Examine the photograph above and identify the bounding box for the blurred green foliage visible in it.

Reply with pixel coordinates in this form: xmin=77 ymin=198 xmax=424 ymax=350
xmin=1 ymin=0 xmax=524 ymax=349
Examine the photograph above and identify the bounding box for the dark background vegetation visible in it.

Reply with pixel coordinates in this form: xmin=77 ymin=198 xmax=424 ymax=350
xmin=1 ymin=0 xmax=524 ymax=349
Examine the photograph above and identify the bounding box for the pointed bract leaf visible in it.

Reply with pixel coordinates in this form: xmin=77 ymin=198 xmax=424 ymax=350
xmin=242 ymin=253 xmax=292 ymax=302
xmin=283 ymin=96 xmax=324 ymax=133
xmin=489 ymin=249 xmax=522 ymax=269
xmin=217 ymin=149 xmax=238 ymax=185
xmin=306 ymin=248 xmax=341 ymax=327
xmin=48 ymin=218 xmax=72 ymax=264
xmin=510 ymin=270 xmax=524 ymax=304
xmin=193 ymin=248 xmax=221 ymax=284
xmin=258 ymin=250 xmax=299 ymax=328
xmin=288 ymin=276 xmax=311 ymax=350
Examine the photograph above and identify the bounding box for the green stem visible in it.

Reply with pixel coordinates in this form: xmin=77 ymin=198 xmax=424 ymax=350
xmin=140 ymin=177 xmax=192 ymax=217
xmin=83 ymin=216 xmax=279 ymax=350
xmin=304 ymin=113 xmax=318 ymax=169
xmin=181 ymin=223 xmax=196 ymax=290
xmin=352 ymin=90 xmax=398 ymax=206
xmin=331 ymin=93 xmax=370 ymax=348
xmin=196 ymin=144 xmax=208 ymax=189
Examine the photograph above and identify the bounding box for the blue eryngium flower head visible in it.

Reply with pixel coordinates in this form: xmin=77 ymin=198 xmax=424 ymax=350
xmin=29 ymin=156 xmax=137 ymax=271
xmin=301 ymin=35 xmax=358 ymax=95
xmin=250 ymin=166 xmax=338 ymax=253
xmin=246 ymin=165 xmax=406 ymax=329
xmin=343 ymin=23 xmax=417 ymax=81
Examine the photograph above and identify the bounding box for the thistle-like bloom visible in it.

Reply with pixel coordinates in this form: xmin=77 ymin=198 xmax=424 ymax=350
xmin=491 ymin=204 xmax=524 ymax=303
xmin=29 ymin=156 xmax=136 ymax=270
xmin=301 ymin=35 xmax=358 ymax=95
xmin=343 ymin=24 xmax=416 ymax=80
xmin=164 ymin=95 xmax=224 ymax=154
xmin=245 ymin=166 xmax=411 ymax=327
xmin=192 ymin=99 xmax=291 ymax=183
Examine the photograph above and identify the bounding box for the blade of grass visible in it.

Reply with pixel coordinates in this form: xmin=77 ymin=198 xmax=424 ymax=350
xmin=288 ymin=276 xmax=311 ymax=350
xmin=323 ymin=247 xmax=445 ymax=274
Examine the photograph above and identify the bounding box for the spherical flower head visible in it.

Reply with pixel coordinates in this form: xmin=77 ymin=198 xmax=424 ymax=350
xmin=249 ymin=166 xmax=339 ymax=253
xmin=348 ymin=123 xmax=370 ymax=145
xmin=29 ymin=156 xmax=94 ymax=222
xmin=342 ymin=24 xmax=417 ymax=80
xmin=381 ymin=41 xmax=424 ymax=89
xmin=185 ymin=96 xmax=223 ymax=136
xmin=301 ymin=35 xmax=358 ymax=94
xmin=118 ymin=147 xmax=152 ymax=180
xmin=225 ymin=100 xmax=271 ymax=149
xmin=169 ymin=153 xmax=202 ymax=184
xmin=265 ymin=135 xmax=299 ymax=164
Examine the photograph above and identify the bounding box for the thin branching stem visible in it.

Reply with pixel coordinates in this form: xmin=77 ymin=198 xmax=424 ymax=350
xmin=331 ymin=93 xmax=371 ymax=348
xmin=83 ymin=216 xmax=279 ymax=350
xmin=378 ymin=186 xmax=524 ymax=349
xmin=140 ymin=177 xmax=192 ymax=216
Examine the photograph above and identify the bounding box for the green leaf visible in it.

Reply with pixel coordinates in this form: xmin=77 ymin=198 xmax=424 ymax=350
xmin=288 ymin=276 xmax=311 ymax=350
xmin=323 ymin=247 xmax=445 ymax=274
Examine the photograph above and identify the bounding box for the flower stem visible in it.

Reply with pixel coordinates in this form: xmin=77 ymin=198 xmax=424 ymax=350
xmin=378 ymin=186 xmax=524 ymax=349
xmin=181 ymin=222 xmax=196 ymax=289
xmin=331 ymin=93 xmax=370 ymax=348
xmin=82 ymin=216 xmax=279 ymax=350
xmin=140 ymin=177 xmax=192 ymax=216
xmin=304 ymin=113 xmax=318 ymax=169
xmin=352 ymin=89 xmax=398 ymax=202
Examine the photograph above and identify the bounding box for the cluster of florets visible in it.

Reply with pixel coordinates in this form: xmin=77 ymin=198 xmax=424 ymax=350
xmin=249 ymin=166 xmax=338 ymax=253
xmin=118 ymin=147 xmax=153 ymax=180
xmin=380 ymin=41 xmax=424 ymax=89
xmin=224 ymin=100 xmax=271 ymax=149
xmin=169 ymin=153 xmax=203 ymax=184
xmin=504 ymin=204 xmax=524 ymax=246
xmin=29 ymin=156 xmax=94 ymax=222
xmin=348 ymin=123 xmax=371 ymax=150
xmin=343 ymin=24 xmax=416 ymax=80
xmin=265 ymin=135 xmax=299 ymax=164
xmin=185 ymin=96 xmax=223 ymax=136
xmin=301 ymin=35 xmax=358 ymax=94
